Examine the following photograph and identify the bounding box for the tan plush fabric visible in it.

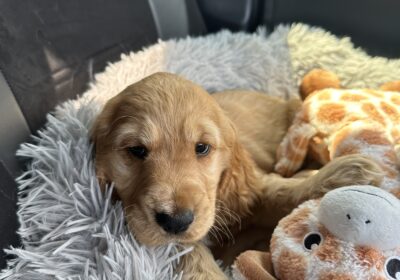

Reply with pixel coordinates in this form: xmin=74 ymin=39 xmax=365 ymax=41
xmin=288 ymin=23 xmax=400 ymax=89
xmin=234 ymin=251 xmax=277 ymax=280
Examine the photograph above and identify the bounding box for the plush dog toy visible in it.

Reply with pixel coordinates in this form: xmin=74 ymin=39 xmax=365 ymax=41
xmin=231 ymin=70 xmax=400 ymax=280
xmin=233 ymin=185 xmax=400 ymax=280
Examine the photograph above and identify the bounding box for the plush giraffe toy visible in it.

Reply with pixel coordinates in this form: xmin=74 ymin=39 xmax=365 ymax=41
xmin=274 ymin=69 xmax=400 ymax=196
xmin=233 ymin=185 xmax=400 ymax=280
xmin=231 ymin=70 xmax=400 ymax=280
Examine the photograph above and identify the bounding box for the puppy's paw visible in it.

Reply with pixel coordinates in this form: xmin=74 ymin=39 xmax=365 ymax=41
xmin=179 ymin=242 xmax=228 ymax=280
xmin=181 ymin=266 xmax=228 ymax=280
xmin=311 ymin=154 xmax=384 ymax=197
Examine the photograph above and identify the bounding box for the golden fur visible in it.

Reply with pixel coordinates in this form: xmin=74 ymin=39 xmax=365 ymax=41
xmin=91 ymin=72 xmax=383 ymax=279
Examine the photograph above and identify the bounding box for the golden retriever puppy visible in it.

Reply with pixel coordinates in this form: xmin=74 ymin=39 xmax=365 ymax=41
xmin=91 ymin=73 xmax=383 ymax=279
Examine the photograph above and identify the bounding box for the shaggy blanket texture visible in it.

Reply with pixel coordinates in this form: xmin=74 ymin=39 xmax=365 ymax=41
xmin=1 ymin=23 xmax=400 ymax=279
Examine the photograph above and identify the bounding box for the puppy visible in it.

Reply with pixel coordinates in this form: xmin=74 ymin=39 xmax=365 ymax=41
xmin=91 ymin=73 xmax=383 ymax=279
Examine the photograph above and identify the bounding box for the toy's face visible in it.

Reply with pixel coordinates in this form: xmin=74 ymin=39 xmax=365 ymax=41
xmin=319 ymin=186 xmax=400 ymax=251
xmin=270 ymin=198 xmax=400 ymax=280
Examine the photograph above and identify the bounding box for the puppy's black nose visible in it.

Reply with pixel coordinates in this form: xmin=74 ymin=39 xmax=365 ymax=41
xmin=155 ymin=210 xmax=194 ymax=234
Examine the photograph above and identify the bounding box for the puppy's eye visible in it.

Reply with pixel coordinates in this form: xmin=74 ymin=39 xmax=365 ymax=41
xmin=195 ymin=143 xmax=210 ymax=156
xmin=127 ymin=146 xmax=148 ymax=159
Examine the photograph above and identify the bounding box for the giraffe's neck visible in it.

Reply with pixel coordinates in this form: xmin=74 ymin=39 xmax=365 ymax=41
xmin=306 ymin=89 xmax=400 ymax=142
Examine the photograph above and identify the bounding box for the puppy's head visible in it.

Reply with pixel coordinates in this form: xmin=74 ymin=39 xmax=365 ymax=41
xmin=91 ymin=73 xmax=236 ymax=246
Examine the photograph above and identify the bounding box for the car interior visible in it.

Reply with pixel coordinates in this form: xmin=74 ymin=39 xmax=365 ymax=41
xmin=0 ymin=0 xmax=399 ymax=269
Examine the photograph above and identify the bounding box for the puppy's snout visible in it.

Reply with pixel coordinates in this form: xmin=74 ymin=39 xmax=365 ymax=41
xmin=155 ymin=210 xmax=194 ymax=234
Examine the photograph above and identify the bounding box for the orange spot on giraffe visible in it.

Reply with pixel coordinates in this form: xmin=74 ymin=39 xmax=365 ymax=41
xmin=330 ymin=126 xmax=354 ymax=157
xmin=380 ymin=101 xmax=400 ymax=122
xmin=317 ymin=103 xmax=346 ymax=123
xmin=292 ymin=134 xmax=309 ymax=148
xmin=341 ymin=93 xmax=367 ymax=102
xmin=318 ymin=271 xmax=355 ymax=280
xmin=277 ymin=249 xmax=307 ymax=280
xmin=285 ymin=138 xmax=306 ymax=164
xmin=391 ymin=95 xmax=400 ymax=106
xmin=355 ymin=246 xmax=385 ymax=271
xmin=316 ymin=226 xmax=342 ymax=263
xmin=310 ymin=136 xmax=330 ymax=164
xmin=334 ymin=143 xmax=361 ymax=157
xmin=280 ymin=207 xmax=311 ymax=242
xmin=357 ymin=130 xmax=391 ymax=145
xmin=391 ymin=127 xmax=400 ymax=141
xmin=361 ymin=103 xmax=386 ymax=125
xmin=346 ymin=115 xmax=363 ymax=123
xmin=384 ymin=150 xmax=397 ymax=164
xmin=278 ymin=124 xmax=314 ymax=174
xmin=380 ymin=80 xmax=400 ymax=92
xmin=370 ymin=276 xmax=387 ymax=280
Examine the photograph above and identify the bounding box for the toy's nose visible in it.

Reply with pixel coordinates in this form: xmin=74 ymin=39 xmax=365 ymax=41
xmin=155 ymin=210 xmax=194 ymax=234
xmin=345 ymin=213 xmax=371 ymax=224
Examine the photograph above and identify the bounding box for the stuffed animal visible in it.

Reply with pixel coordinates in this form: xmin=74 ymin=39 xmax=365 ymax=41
xmin=274 ymin=69 xmax=400 ymax=197
xmin=231 ymin=70 xmax=400 ymax=280
xmin=233 ymin=185 xmax=400 ymax=280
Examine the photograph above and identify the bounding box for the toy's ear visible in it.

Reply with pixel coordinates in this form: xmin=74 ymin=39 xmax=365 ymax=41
xmin=299 ymin=69 xmax=341 ymax=99
xmin=233 ymin=250 xmax=277 ymax=280
xmin=379 ymin=80 xmax=400 ymax=92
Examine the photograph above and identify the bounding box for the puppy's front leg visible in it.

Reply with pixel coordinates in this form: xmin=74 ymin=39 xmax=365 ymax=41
xmin=178 ymin=242 xmax=227 ymax=280
xmin=262 ymin=154 xmax=383 ymax=211
xmin=302 ymin=154 xmax=383 ymax=198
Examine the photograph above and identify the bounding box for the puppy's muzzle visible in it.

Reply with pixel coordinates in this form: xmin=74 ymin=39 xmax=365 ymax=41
xmin=155 ymin=210 xmax=194 ymax=234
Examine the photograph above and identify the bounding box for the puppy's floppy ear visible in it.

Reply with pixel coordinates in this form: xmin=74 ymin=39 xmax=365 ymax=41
xmin=90 ymin=97 xmax=121 ymax=196
xmin=90 ymin=98 xmax=119 ymax=145
xmin=217 ymin=117 xmax=262 ymax=217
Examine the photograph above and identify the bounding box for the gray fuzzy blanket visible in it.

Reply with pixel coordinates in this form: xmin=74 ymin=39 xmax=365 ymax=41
xmin=2 ymin=23 xmax=400 ymax=279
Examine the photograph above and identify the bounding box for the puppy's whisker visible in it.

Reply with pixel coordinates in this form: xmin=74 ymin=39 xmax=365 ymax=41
xmin=213 ymin=212 xmax=235 ymax=244
xmin=212 ymin=224 xmax=227 ymax=246
xmin=216 ymin=208 xmax=240 ymax=226
xmin=215 ymin=199 xmax=241 ymax=228
xmin=208 ymin=227 xmax=223 ymax=246
xmin=211 ymin=223 xmax=226 ymax=243
xmin=218 ymin=208 xmax=240 ymax=242
xmin=216 ymin=199 xmax=240 ymax=218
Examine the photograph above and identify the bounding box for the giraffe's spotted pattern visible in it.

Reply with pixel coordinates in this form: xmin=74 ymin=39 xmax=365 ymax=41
xmin=391 ymin=95 xmax=400 ymax=106
xmin=317 ymin=103 xmax=347 ymax=123
xmin=318 ymin=271 xmax=355 ymax=280
xmin=275 ymin=88 xmax=400 ymax=192
xmin=355 ymin=246 xmax=385 ymax=271
xmin=362 ymin=103 xmax=386 ymax=125
xmin=381 ymin=101 xmax=400 ymax=122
